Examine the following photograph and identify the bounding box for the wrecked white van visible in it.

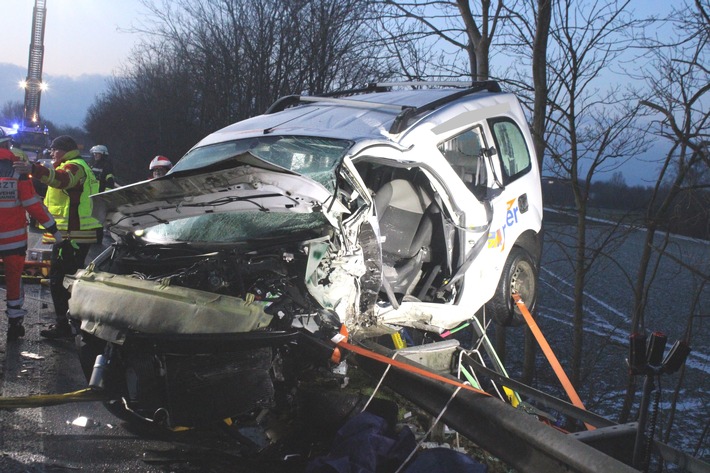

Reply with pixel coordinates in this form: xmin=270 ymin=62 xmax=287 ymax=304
xmin=68 ymin=81 xmax=543 ymax=427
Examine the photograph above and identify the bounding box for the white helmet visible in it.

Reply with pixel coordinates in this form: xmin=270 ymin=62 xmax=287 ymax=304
xmin=149 ymin=155 xmax=173 ymax=170
xmin=90 ymin=144 xmax=109 ymax=155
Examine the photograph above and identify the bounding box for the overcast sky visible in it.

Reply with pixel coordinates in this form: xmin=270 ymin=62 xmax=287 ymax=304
xmin=6 ymin=0 xmax=148 ymax=77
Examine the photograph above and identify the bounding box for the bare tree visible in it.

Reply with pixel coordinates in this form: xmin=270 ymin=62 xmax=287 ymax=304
xmin=532 ymin=0 xmax=648 ymax=386
xmin=1 ymin=101 xmax=25 ymax=127
xmin=619 ymin=0 xmax=710 ymax=424
xmin=629 ymin=1 xmax=710 ymax=336
xmin=373 ymin=0 xmax=508 ymax=80
xmin=86 ymin=0 xmax=388 ymax=184
xmin=133 ymin=0 xmax=387 ymax=118
xmin=82 ymin=29 xmax=202 ymax=183
xmin=485 ymin=0 xmax=551 ymax=170
xmin=531 ymin=0 xmax=551 ymax=170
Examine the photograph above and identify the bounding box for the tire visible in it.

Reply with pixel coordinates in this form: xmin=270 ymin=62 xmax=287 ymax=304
xmin=486 ymin=246 xmax=538 ymax=327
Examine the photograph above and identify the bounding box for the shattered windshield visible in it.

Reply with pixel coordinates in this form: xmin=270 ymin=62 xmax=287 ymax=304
xmin=172 ymin=136 xmax=352 ymax=190
xmin=141 ymin=211 xmax=329 ymax=243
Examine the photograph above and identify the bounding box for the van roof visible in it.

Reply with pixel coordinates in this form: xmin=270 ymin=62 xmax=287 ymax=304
xmin=195 ymin=83 xmax=521 ymax=148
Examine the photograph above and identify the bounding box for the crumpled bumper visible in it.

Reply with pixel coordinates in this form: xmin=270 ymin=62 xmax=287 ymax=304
xmin=67 ymin=269 xmax=274 ymax=344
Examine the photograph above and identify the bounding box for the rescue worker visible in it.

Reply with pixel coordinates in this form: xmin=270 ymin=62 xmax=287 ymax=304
xmin=149 ymin=155 xmax=172 ymax=178
xmin=13 ymin=135 xmax=102 ymax=339
xmin=0 ymin=129 xmax=61 ymax=341
xmin=89 ymin=144 xmax=115 ymax=192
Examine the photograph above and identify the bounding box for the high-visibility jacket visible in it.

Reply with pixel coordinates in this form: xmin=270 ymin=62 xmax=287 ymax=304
xmin=33 ymin=150 xmax=102 ymax=244
xmin=0 ymin=147 xmax=57 ymax=255
xmin=10 ymin=146 xmax=29 ymax=163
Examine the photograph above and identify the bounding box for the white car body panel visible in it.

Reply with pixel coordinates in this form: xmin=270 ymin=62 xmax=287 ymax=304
xmin=87 ymin=84 xmax=543 ymax=335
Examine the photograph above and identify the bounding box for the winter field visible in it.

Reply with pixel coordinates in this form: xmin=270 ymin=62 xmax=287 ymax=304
xmin=500 ymin=209 xmax=709 ymax=466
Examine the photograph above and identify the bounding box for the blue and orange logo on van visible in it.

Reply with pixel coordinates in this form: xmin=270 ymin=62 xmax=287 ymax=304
xmin=487 ymin=196 xmax=523 ymax=251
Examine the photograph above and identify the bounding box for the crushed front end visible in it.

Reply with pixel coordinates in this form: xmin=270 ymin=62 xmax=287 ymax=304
xmin=68 ymin=223 xmax=365 ymax=427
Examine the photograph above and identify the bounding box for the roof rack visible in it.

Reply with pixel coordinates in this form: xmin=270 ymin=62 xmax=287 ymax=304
xmin=389 ymin=81 xmax=501 ymax=134
xmin=264 ymin=80 xmax=502 ymax=134
xmin=323 ymin=80 xmax=496 ymax=97
xmin=376 ymin=81 xmax=489 ymax=89
xmin=264 ymin=94 xmax=406 ymax=115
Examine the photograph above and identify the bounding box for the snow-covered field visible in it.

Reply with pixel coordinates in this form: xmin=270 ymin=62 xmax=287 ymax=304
xmin=501 ymin=216 xmax=709 ymax=465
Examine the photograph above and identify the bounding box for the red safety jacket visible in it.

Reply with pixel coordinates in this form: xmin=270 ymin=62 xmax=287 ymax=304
xmin=0 ymin=148 xmax=57 ymax=255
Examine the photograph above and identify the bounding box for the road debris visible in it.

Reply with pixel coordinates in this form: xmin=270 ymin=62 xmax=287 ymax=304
xmin=20 ymin=351 xmax=44 ymax=360
xmin=69 ymin=416 xmax=98 ymax=428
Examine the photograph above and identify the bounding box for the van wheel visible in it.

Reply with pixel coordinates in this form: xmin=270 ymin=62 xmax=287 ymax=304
xmin=486 ymin=247 xmax=538 ymax=327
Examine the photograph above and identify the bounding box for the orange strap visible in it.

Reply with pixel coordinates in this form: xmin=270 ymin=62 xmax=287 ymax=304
xmin=512 ymin=292 xmax=594 ymax=431
xmin=332 ymin=331 xmax=490 ymax=398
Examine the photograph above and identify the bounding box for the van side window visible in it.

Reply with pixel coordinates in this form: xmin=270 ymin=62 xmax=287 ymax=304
xmin=489 ymin=118 xmax=532 ymax=184
xmin=438 ymin=126 xmax=487 ymax=199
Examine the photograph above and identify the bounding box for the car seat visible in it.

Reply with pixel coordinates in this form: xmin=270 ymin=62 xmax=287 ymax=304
xmin=374 ymin=179 xmax=435 ymax=297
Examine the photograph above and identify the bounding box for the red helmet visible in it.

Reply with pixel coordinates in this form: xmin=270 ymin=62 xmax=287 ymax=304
xmin=149 ymin=155 xmax=172 ymax=170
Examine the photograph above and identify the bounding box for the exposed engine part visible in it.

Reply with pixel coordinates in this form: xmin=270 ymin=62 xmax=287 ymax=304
xmin=96 ymin=244 xmax=325 ymax=328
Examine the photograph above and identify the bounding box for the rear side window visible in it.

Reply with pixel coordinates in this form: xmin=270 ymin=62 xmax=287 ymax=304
xmin=489 ymin=118 xmax=531 ymax=184
xmin=438 ymin=126 xmax=487 ymax=199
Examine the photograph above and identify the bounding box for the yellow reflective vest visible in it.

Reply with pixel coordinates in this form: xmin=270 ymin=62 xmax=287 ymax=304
xmin=43 ymin=155 xmax=102 ymax=244
xmin=10 ymin=147 xmax=29 ymax=163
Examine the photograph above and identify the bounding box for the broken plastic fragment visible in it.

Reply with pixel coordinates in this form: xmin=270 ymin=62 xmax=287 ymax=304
xmin=70 ymin=416 xmax=97 ymax=428
xmin=20 ymin=351 xmax=45 ymax=360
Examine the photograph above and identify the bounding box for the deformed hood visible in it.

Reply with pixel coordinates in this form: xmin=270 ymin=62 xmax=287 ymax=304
xmin=92 ymin=154 xmax=349 ymax=234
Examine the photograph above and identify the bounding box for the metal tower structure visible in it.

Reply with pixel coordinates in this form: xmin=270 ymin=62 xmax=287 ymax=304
xmin=22 ymin=0 xmax=47 ymax=128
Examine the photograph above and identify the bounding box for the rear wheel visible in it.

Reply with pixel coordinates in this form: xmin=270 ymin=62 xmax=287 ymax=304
xmin=486 ymin=246 xmax=538 ymax=327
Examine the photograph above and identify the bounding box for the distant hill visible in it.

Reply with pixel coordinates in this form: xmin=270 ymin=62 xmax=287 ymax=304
xmin=0 ymin=63 xmax=110 ymax=129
